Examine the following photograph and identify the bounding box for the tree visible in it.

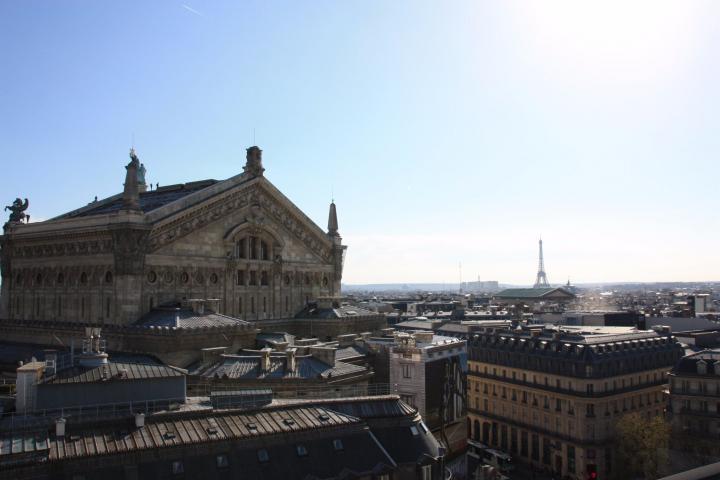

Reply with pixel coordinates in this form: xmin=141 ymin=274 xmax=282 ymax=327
xmin=612 ymin=412 xmax=670 ymax=479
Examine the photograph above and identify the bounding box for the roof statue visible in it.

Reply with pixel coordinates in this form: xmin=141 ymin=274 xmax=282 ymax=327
xmin=4 ymin=198 xmax=29 ymax=224
xmin=243 ymin=145 xmax=265 ymax=177
xmin=123 ymin=148 xmax=141 ymax=211
xmin=137 ymin=162 xmax=147 ymax=185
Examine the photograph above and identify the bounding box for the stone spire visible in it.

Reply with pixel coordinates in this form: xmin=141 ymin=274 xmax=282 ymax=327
xmin=243 ymin=146 xmax=265 ymax=177
xmin=123 ymin=148 xmax=141 ymax=211
xmin=327 ymin=200 xmax=339 ymax=237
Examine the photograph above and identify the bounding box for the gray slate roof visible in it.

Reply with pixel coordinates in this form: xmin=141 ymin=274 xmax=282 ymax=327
xmin=494 ymin=287 xmax=575 ymax=299
xmin=59 ymin=180 xmax=218 ymax=218
xmin=42 ymin=362 xmax=184 ymax=385
xmin=137 ymin=308 xmax=250 ymax=329
xmin=201 ymin=355 xmax=367 ymax=380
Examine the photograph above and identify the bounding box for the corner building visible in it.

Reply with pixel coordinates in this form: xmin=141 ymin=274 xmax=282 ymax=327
xmin=467 ymin=325 xmax=683 ymax=479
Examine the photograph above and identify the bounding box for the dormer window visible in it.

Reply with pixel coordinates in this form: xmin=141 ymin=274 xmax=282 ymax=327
xmin=697 ymin=360 xmax=708 ymax=375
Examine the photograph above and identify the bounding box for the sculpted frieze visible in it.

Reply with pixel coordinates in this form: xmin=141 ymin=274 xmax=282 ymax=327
xmin=12 ymin=238 xmax=113 ymax=259
xmin=147 ymin=184 xmax=332 ymax=262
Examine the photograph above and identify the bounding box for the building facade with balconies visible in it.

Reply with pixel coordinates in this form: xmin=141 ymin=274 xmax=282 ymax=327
xmin=668 ymin=349 xmax=720 ymax=458
xmin=467 ymin=325 xmax=683 ymax=479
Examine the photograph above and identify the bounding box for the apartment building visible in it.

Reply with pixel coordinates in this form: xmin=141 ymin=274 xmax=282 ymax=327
xmin=669 ymin=349 xmax=720 ymax=457
xmin=467 ymin=325 xmax=683 ymax=479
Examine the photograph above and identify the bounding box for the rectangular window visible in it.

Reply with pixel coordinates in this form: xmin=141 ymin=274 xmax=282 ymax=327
xmin=238 ymin=297 xmax=243 ymax=314
xmin=586 ymin=404 xmax=595 ymax=417
xmin=587 ymin=384 xmax=594 ymax=394
xmin=521 ymin=430 xmax=529 ymax=457
xmin=250 ymin=236 xmax=258 ymax=260
xmin=249 ymin=271 xmax=257 ymax=286
xmin=402 ymin=364 xmax=412 ymax=379
xmin=237 ymin=238 xmax=246 ymax=259
xmin=216 ymin=454 xmax=229 ymax=469
xmin=567 ymin=446 xmax=576 ymax=474
xmin=542 ymin=437 xmax=551 ymax=465
xmin=531 ymin=434 xmax=539 ymax=461
xmin=237 ymin=270 xmax=245 ymax=286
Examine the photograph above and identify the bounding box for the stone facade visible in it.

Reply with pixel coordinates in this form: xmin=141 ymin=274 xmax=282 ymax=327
xmin=0 ymin=146 xmax=346 ymax=326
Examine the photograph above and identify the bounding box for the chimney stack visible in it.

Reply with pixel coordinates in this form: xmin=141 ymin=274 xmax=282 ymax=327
xmin=286 ymin=348 xmax=297 ymax=373
xmin=55 ymin=418 xmax=66 ymax=437
xmin=260 ymin=348 xmax=272 ymax=372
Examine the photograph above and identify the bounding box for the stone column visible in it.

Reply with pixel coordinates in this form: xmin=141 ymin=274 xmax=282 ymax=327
xmin=110 ymin=221 xmax=150 ymax=325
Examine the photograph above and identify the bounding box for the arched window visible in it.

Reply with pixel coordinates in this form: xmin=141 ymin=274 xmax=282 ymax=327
xmin=36 ymin=273 xmax=43 ymax=285
xmin=105 ymin=271 xmax=113 ymax=284
xmin=57 ymin=273 xmax=64 ymax=285
xmin=80 ymin=272 xmax=88 ymax=284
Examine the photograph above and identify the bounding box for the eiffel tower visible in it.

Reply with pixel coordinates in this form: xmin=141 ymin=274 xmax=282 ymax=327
xmin=533 ymin=238 xmax=550 ymax=288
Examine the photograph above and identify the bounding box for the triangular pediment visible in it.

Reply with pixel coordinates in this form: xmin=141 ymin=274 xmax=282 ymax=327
xmin=145 ymin=174 xmax=334 ymax=263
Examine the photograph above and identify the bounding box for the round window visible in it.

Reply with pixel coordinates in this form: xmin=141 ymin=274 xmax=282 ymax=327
xmin=210 ymin=273 xmax=218 ymax=284
xmin=147 ymin=271 xmax=157 ymax=283
xmin=181 ymin=272 xmax=190 ymax=284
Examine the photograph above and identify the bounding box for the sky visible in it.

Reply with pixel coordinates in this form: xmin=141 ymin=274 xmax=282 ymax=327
xmin=1 ymin=1 xmax=719 ymax=285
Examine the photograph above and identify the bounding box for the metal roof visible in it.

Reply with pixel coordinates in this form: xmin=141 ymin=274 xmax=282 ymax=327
xmin=202 ymin=356 xmax=367 ymax=380
xmin=60 ymin=180 xmax=218 ymax=218
xmin=494 ymin=287 xmax=575 ymax=299
xmin=137 ymin=308 xmax=250 ymax=329
xmin=42 ymin=362 xmax=185 ymax=385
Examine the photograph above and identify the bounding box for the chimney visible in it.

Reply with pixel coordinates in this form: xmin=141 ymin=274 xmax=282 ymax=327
xmin=310 ymin=346 xmax=336 ymax=366
xmin=44 ymin=350 xmax=57 ymax=377
xmin=260 ymin=348 xmax=272 ymax=372
xmin=413 ymin=332 xmax=435 ymax=344
xmin=286 ymin=348 xmax=297 ymax=373
xmin=55 ymin=418 xmax=66 ymax=437
xmin=123 ymin=149 xmax=142 ymax=211
xmin=134 ymin=413 xmax=145 ymax=428
xmin=337 ymin=334 xmax=357 ymax=348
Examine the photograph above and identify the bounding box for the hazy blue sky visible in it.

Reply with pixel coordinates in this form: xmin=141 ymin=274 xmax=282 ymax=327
xmin=1 ymin=1 xmax=719 ymax=285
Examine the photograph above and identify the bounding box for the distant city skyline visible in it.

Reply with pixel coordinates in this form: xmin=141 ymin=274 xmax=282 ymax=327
xmin=2 ymin=1 xmax=718 ymax=285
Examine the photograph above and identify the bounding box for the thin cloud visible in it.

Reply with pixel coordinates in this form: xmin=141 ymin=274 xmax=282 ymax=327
xmin=182 ymin=4 xmax=203 ymax=17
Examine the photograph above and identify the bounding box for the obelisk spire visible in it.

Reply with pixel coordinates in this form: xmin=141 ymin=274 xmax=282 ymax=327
xmin=327 ymin=200 xmax=339 ymax=237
